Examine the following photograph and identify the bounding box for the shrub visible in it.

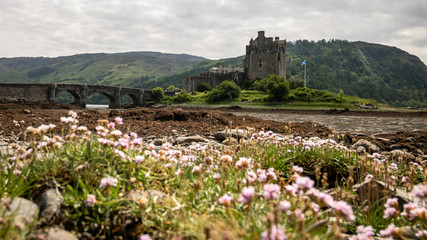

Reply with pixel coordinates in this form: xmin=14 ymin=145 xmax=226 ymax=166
xmin=167 ymin=85 xmax=177 ymax=91
xmin=206 ymin=80 xmax=240 ymax=102
xmin=151 ymin=87 xmax=164 ymax=101
xmin=174 ymin=90 xmax=192 ymax=103
xmin=287 ymin=77 xmax=304 ymax=90
xmin=196 ymin=83 xmax=212 ymax=92
xmin=254 ymin=74 xmax=290 ymax=101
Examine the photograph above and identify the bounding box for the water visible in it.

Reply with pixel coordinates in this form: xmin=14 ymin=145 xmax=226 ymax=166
xmin=86 ymin=104 xmax=109 ymax=109
xmin=231 ymin=111 xmax=427 ymax=133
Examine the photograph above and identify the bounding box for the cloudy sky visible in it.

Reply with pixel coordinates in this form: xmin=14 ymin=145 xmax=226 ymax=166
xmin=1 ymin=0 xmax=427 ymax=64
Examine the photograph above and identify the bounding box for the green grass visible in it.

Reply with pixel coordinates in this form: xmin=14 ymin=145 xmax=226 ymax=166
xmin=1 ymin=112 xmax=425 ymax=239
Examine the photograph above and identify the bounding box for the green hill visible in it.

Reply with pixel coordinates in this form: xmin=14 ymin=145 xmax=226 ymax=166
xmin=0 ymin=51 xmax=206 ymax=87
xmin=285 ymin=40 xmax=427 ymax=107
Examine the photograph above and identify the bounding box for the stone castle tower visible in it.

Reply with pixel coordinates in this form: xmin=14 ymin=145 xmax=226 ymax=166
xmin=243 ymin=31 xmax=286 ymax=80
xmin=182 ymin=31 xmax=286 ymax=92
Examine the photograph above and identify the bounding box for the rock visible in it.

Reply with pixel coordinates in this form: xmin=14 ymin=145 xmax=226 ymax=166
xmin=17 ymin=131 xmax=26 ymax=141
xmin=108 ymin=109 xmax=120 ymax=117
xmin=45 ymin=227 xmax=78 ymax=240
xmin=356 ymin=146 xmax=366 ymax=154
xmin=174 ymin=135 xmax=206 ymax=145
xmin=23 ymin=109 xmax=32 ymax=114
xmin=356 ymin=103 xmax=377 ymax=109
xmin=375 ymin=137 xmax=391 ymax=143
xmin=400 ymin=226 xmax=420 ymax=240
xmin=7 ymin=197 xmax=39 ymax=225
xmin=390 ymin=150 xmax=415 ymax=161
xmin=36 ymin=189 xmax=64 ymax=220
xmin=351 ymin=139 xmax=380 ymax=153
xmin=222 ymin=137 xmax=238 ymax=145
xmin=352 ymin=179 xmax=425 ymax=206
xmin=128 ymin=189 xmax=169 ymax=204
xmin=355 ymin=133 xmax=368 ymax=137
xmin=214 ymin=129 xmax=251 ymax=142
xmin=153 ymin=139 xmax=163 ymax=146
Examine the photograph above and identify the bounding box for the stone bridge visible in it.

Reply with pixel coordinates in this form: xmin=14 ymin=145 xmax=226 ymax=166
xmin=0 ymin=83 xmax=152 ymax=108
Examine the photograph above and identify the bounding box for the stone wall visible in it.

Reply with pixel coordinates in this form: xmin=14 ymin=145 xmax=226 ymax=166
xmin=0 ymin=83 xmax=152 ymax=108
xmin=183 ymin=72 xmax=245 ymax=92
xmin=0 ymin=83 xmax=55 ymax=102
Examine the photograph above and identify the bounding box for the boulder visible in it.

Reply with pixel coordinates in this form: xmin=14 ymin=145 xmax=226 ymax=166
xmin=351 ymin=139 xmax=380 ymax=153
xmin=174 ymin=135 xmax=206 ymax=145
xmin=45 ymin=227 xmax=78 ymax=240
xmin=7 ymin=197 xmax=39 ymax=225
xmin=214 ymin=129 xmax=251 ymax=142
xmin=390 ymin=149 xmax=416 ymax=161
xmin=352 ymin=179 xmax=425 ymax=206
xmin=36 ymin=189 xmax=64 ymax=220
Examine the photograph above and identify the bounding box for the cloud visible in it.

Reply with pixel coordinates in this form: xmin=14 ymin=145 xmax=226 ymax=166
xmin=0 ymin=0 xmax=426 ymax=64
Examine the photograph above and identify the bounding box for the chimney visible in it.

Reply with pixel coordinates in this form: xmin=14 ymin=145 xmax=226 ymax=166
xmin=275 ymin=37 xmax=279 ymax=42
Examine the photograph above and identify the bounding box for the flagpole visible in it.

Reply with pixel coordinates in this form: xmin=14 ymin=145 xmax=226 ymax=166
xmin=304 ymin=61 xmax=306 ymax=88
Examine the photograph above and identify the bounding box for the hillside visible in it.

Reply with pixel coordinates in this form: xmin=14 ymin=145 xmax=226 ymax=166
xmin=0 ymin=41 xmax=426 ymax=107
xmin=285 ymin=40 xmax=427 ymax=107
xmin=0 ymin=51 xmax=206 ymax=87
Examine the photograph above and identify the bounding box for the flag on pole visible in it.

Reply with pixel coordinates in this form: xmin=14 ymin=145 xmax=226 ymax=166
xmin=301 ymin=60 xmax=306 ymax=65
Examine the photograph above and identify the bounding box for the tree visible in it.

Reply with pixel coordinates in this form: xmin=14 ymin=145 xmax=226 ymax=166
xmin=167 ymin=85 xmax=177 ymax=91
xmin=254 ymin=74 xmax=290 ymax=101
xmin=151 ymin=87 xmax=164 ymax=101
xmin=206 ymin=80 xmax=241 ymax=102
xmin=339 ymin=89 xmax=344 ymax=103
xmin=174 ymin=90 xmax=192 ymax=103
xmin=196 ymin=83 xmax=212 ymax=92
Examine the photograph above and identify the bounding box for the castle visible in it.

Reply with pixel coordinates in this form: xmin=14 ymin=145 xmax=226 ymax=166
xmin=182 ymin=31 xmax=286 ymax=92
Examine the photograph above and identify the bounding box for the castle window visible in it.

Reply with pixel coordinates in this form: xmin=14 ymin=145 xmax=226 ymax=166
xmin=259 ymin=60 xmax=262 ymax=67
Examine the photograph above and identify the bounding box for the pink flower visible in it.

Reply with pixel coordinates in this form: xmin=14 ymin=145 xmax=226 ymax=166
xmin=385 ymin=198 xmax=399 ymax=209
xmin=383 ymin=207 xmax=397 ymax=219
xmin=115 ymin=117 xmax=124 ymax=125
xmin=85 ymin=194 xmax=97 ymax=207
xmin=263 ymin=184 xmax=281 ymax=200
xmin=107 ymin=122 xmax=115 ymax=129
xmin=99 ymin=177 xmax=118 ymax=188
xmin=331 ymin=200 xmax=355 ymax=221
xmin=219 ymin=194 xmax=233 ymax=207
xmin=294 ymin=176 xmax=314 ymax=191
xmin=412 ymin=184 xmax=427 ymax=200
xmin=68 ymin=111 xmax=78 ymax=118
xmin=380 ymin=223 xmax=398 ymax=237
xmin=267 ymin=168 xmax=277 ymax=181
xmin=284 ymin=185 xmax=298 ymax=196
xmin=175 ymin=168 xmax=184 ymax=176
xmin=235 ymin=157 xmax=252 ymax=170
xmin=219 ymin=155 xmax=233 ymax=164
xmin=350 ymin=225 xmax=375 ymax=240
xmin=261 ymin=225 xmax=287 ymax=240
xmin=292 ymin=166 xmax=303 ymax=175
xmin=140 ymin=234 xmax=152 ymax=240
xmin=213 ymin=173 xmax=221 ymax=180
xmin=238 ymin=187 xmax=255 ymax=204
xmin=110 ymin=130 xmax=122 ymax=138
xmin=364 ymin=174 xmax=374 ymax=182
xmin=192 ymin=165 xmax=202 ymax=175
xmin=279 ymin=200 xmax=291 ymax=213
xmin=134 ymin=155 xmax=145 ymax=164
